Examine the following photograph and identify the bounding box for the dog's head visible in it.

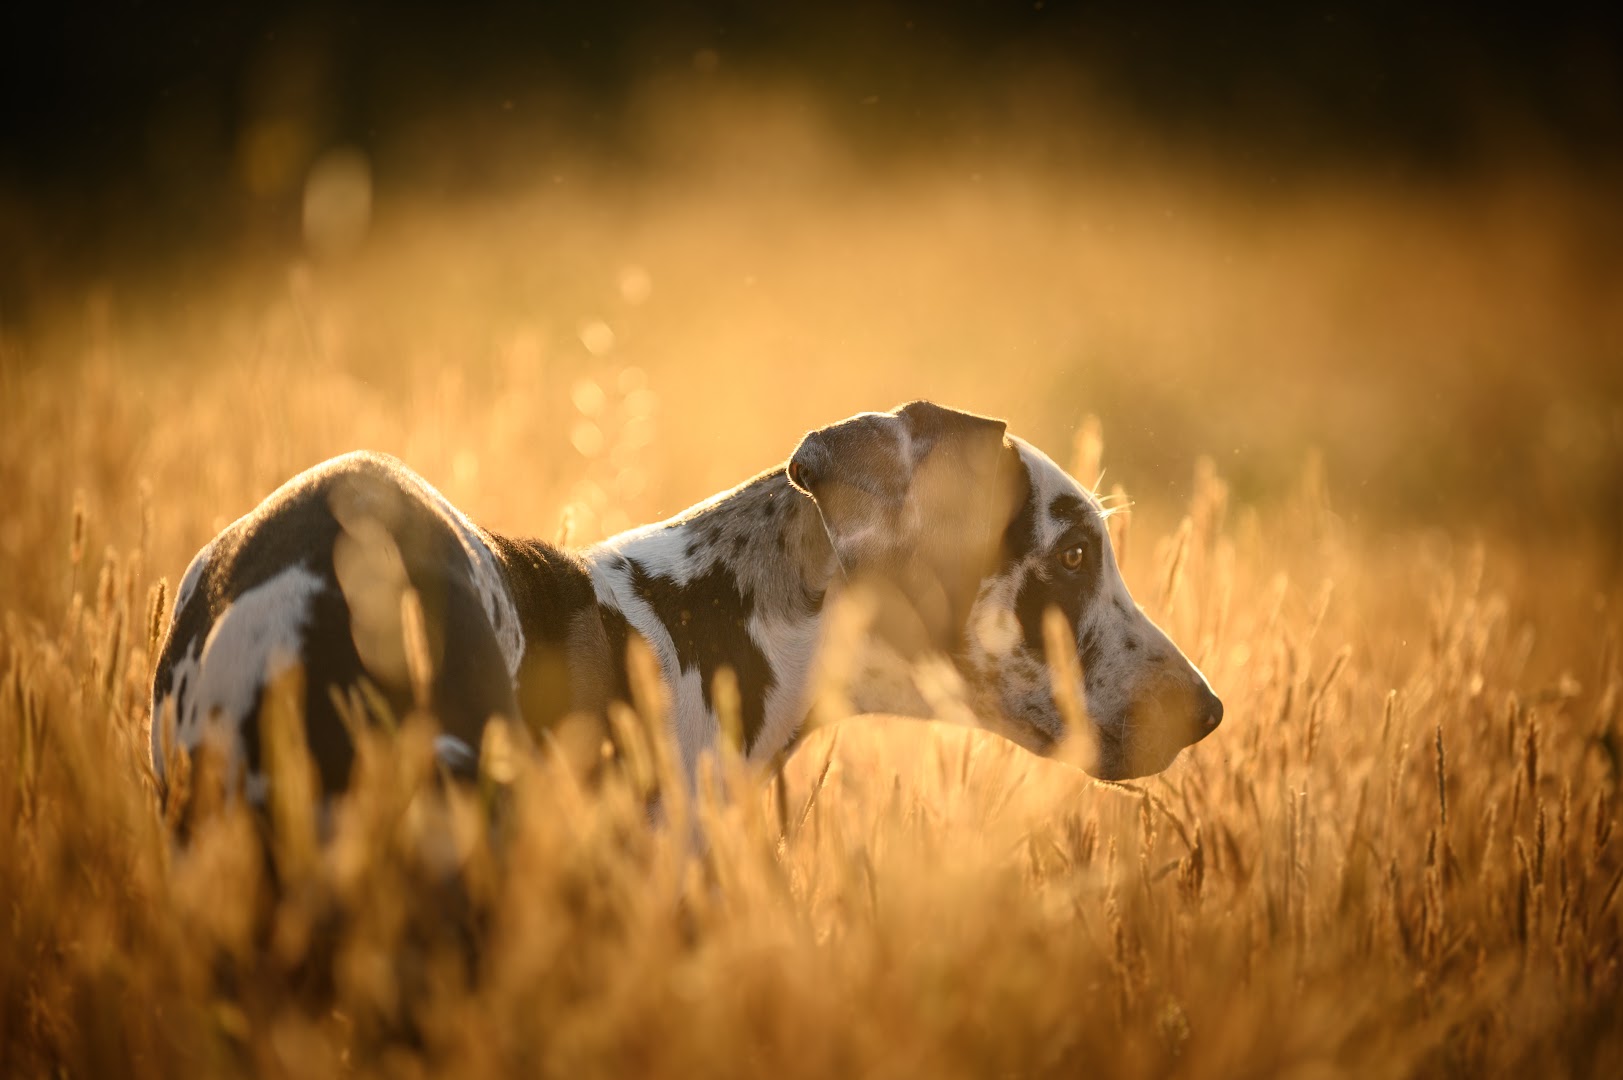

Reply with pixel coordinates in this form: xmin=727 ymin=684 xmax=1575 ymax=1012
xmin=788 ymin=401 xmax=1221 ymax=779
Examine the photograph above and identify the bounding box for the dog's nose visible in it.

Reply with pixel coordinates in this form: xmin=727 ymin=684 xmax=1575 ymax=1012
xmin=1194 ymin=684 xmax=1223 ymax=741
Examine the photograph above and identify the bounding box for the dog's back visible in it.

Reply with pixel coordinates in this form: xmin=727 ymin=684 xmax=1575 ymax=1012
xmin=151 ymin=451 xmax=522 ymax=801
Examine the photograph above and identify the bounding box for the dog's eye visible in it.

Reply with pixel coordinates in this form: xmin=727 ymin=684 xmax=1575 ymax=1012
xmin=1057 ymin=545 xmax=1088 ymax=572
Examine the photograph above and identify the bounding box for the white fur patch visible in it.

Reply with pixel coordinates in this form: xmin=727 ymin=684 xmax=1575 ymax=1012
xmin=590 ymin=514 xmax=824 ymax=779
xmin=435 ymin=734 xmax=478 ymax=773
xmin=583 ymin=545 xmax=716 ymax=786
xmin=163 ymin=563 xmax=326 ymax=784
xmin=186 ymin=565 xmax=324 ymax=731
xmin=595 ymin=516 xmax=699 ymax=582
xmin=746 ymin=612 xmax=823 ymax=766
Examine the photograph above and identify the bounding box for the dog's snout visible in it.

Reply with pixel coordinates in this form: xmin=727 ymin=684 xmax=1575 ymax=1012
xmin=1194 ymin=683 xmax=1223 ymax=739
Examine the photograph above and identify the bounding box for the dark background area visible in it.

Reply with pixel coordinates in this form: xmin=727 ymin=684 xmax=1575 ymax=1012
xmin=4 ymin=2 xmax=1622 ymax=297
xmin=3 ymin=2 xmax=1621 ymax=546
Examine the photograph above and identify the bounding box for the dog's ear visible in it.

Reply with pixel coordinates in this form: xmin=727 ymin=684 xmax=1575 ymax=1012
xmin=789 ymin=398 xmax=1007 ymax=487
xmin=892 ymin=400 xmax=1007 ymax=468
xmin=892 ymin=400 xmax=1010 ymax=523
xmin=901 ymin=404 xmax=1023 ymax=648
xmin=788 ymin=402 xmax=1015 ymax=646
xmin=788 ymin=403 xmax=1007 ymax=550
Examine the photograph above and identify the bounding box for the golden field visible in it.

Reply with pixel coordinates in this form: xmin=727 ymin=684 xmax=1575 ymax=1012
xmin=2 ymin=98 xmax=1621 ymax=1077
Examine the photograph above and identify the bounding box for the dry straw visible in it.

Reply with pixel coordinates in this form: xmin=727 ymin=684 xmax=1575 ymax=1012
xmin=1 ymin=374 xmax=1619 ymax=1080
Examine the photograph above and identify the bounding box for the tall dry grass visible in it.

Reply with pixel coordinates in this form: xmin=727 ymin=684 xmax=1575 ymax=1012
xmin=2 ymin=117 xmax=1621 ymax=1074
xmin=3 ymin=376 xmax=1619 ymax=1076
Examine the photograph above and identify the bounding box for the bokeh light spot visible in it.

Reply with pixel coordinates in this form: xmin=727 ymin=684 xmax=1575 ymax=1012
xmin=571 ymin=377 xmax=607 ymax=417
xmin=578 ymin=320 xmax=616 ymax=356
xmin=302 ymin=146 xmax=372 ymax=258
xmin=619 ymin=265 xmax=653 ymax=305
xmin=571 ymin=419 xmax=605 ymax=457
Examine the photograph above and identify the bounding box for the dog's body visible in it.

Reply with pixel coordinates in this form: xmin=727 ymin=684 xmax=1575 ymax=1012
xmin=152 ymin=402 xmax=1221 ymax=806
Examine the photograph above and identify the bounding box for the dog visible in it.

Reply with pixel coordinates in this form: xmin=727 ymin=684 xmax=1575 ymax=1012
xmin=150 ymin=401 xmax=1221 ymax=808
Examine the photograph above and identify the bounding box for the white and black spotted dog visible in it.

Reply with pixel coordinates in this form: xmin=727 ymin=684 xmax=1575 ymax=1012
xmin=151 ymin=401 xmax=1221 ymax=810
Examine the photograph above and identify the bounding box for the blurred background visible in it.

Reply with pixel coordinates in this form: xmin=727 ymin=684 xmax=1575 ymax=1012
xmin=2 ymin=2 xmax=1621 ymax=578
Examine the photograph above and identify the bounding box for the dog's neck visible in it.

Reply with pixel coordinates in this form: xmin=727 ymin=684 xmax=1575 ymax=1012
xmin=582 ymin=468 xmax=838 ymax=773
xmin=494 ymin=468 xmax=839 ymax=772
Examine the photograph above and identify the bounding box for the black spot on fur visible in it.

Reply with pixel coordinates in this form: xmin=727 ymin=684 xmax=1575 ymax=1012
xmin=1014 ymin=523 xmax=1102 ymax=652
xmin=1015 ymin=566 xmax=1085 ymax=655
xmin=596 ymin=602 xmax=635 ymax=708
xmin=731 ymin=533 xmax=748 ymax=556
xmin=1124 ymin=636 xmax=1140 ymax=651
xmin=627 ymin=558 xmax=774 ymax=753
xmin=237 ymin=568 xmax=380 ymax=795
xmin=152 ymin=573 xmax=223 ymax=716
xmin=485 ymin=533 xmax=600 ymax=732
xmin=484 ymin=536 xmax=594 ymax=649
xmin=1000 ymin=458 xmax=1037 ymax=571
xmin=1048 ymin=493 xmax=1088 ymax=524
